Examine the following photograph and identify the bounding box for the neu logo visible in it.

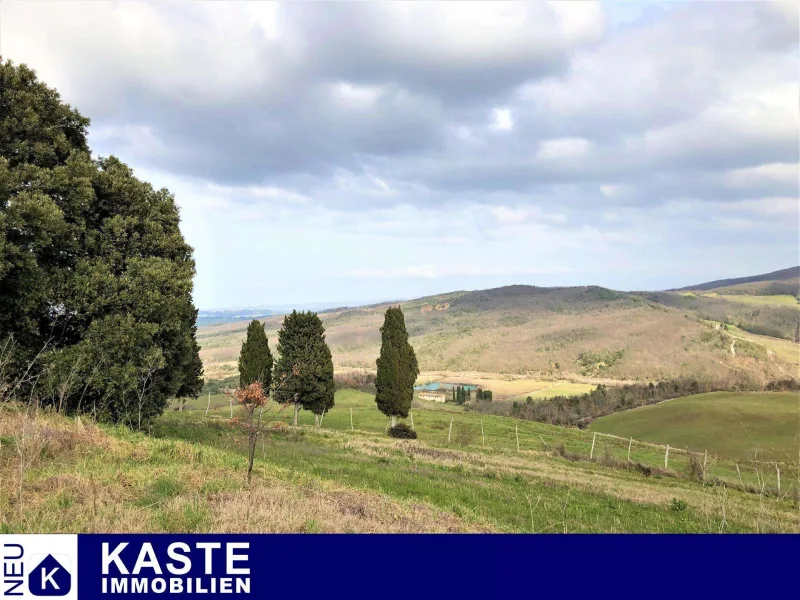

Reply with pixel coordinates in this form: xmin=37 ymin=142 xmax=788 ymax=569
xmin=28 ymin=555 xmax=71 ymax=597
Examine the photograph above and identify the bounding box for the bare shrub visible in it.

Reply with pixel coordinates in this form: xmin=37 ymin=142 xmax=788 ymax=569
xmin=686 ymin=454 xmax=704 ymax=481
xmin=453 ymin=423 xmax=478 ymax=447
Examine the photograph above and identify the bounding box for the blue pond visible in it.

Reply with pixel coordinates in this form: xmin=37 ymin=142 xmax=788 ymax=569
xmin=414 ymin=382 xmax=478 ymax=391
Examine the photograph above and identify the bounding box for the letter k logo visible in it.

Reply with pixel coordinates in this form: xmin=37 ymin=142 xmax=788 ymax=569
xmin=28 ymin=554 xmax=71 ymax=596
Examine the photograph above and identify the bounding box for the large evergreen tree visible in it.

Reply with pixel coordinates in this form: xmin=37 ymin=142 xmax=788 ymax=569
xmin=272 ymin=311 xmax=334 ymax=426
xmin=238 ymin=320 xmax=273 ymax=394
xmin=0 ymin=59 xmax=202 ymax=426
xmin=375 ymin=306 xmax=419 ymax=428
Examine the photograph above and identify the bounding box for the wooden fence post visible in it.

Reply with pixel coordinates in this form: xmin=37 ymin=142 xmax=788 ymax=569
xmin=448 ymin=417 xmax=453 ymax=444
xmin=664 ymin=445 xmax=670 ymax=469
xmin=590 ymin=432 xmax=597 ymax=460
xmin=736 ymin=463 xmax=742 ymax=483
xmin=539 ymin=435 xmax=549 ymax=452
xmin=515 ymin=424 xmax=520 ymax=452
xmin=481 ymin=420 xmax=485 ymax=447
xmin=350 ymin=407 xmax=353 ymax=431
xmin=229 ymin=396 xmax=233 ymax=418
xmin=205 ymin=390 xmax=211 ymax=417
xmin=776 ymin=464 xmax=781 ymax=494
xmin=627 ymin=437 xmax=632 ymax=462
xmin=410 ymin=411 xmax=414 ymax=430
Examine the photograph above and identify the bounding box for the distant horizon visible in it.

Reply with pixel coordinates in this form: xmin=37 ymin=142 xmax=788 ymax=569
xmin=197 ymin=264 xmax=799 ymax=312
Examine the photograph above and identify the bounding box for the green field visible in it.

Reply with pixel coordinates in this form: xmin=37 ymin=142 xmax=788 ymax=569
xmin=591 ymin=392 xmax=800 ymax=463
xmin=717 ymin=295 xmax=799 ymax=308
xmin=172 ymin=389 xmax=792 ymax=493
xmin=508 ymin=382 xmax=597 ymax=403
xmin=3 ymin=393 xmax=798 ymax=533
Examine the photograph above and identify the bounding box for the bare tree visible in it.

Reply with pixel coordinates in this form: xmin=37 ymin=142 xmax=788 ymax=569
xmin=135 ymin=353 xmax=163 ymax=431
xmin=228 ymin=367 xmax=296 ymax=484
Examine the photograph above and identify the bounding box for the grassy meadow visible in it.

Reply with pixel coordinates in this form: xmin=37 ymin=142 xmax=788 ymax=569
xmin=172 ymin=388 xmax=795 ymax=494
xmin=716 ymin=295 xmax=799 ymax=308
xmin=2 ymin=396 xmax=798 ymax=534
xmin=591 ymin=392 xmax=800 ymax=463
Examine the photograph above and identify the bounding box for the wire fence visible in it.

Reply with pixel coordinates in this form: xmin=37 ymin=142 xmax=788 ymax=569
xmin=179 ymin=396 xmax=799 ymax=499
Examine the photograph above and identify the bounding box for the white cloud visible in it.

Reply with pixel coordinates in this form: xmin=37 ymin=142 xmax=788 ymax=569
xmin=725 ymin=162 xmax=799 ymax=189
xmin=491 ymin=108 xmax=514 ymax=132
xmin=536 ymin=138 xmax=592 ymax=160
xmin=3 ymin=0 xmax=797 ymax=306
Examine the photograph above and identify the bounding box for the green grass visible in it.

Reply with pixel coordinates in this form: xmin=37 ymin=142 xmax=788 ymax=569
xmin=591 ymin=392 xmax=800 ymax=463
xmin=151 ymin=412 xmax=767 ymax=533
xmin=508 ymin=382 xmax=597 ymax=403
xmin=717 ymin=295 xmax=799 ymax=308
xmin=175 ymin=388 xmax=790 ymax=492
xmin=2 ymin=392 xmax=798 ymax=533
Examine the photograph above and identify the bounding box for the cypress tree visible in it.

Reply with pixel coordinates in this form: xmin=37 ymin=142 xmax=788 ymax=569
xmin=452 ymin=387 xmax=456 ymax=403
xmin=238 ymin=319 xmax=273 ymax=394
xmin=375 ymin=306 xmax=419 ymax=428
xmin=273 ymin=311 xmax=334 ymax=426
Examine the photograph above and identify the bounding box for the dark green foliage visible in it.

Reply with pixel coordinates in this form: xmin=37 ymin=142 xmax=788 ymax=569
xmin=475 ymin=388 xmax=493 ymax=402
xmin=0 ymin=59 xmax=202 ymax=426
xmin=273 ymin=311 xmax=334 ymax=415
xmin=388 ymin=423 xmax=417 ymax=439
xmin=670 ymin=498 xmax=688 ymax=512
xmin=765 ymin=378 xmax=800 ymax=392
xmin=577 ymin=349 xmax=625 ymax=376
xmin=483 ymin=377 xmax=761 ymax=428
xmin=238 ymin=320 xmax=273 ymax=393
xmin=375 ymin=307 xmax=419 ymax=420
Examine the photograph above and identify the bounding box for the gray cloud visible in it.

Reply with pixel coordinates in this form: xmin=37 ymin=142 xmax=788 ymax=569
xmin=5 ymin=0 xmax=795 ymax=217
xmin=2 ymin=0 xmax=798 ymax=303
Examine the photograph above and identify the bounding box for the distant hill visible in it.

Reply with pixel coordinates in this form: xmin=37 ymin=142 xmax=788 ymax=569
xmin=197 ymin=308 xmax=275 ymax=326
xmin=198 ymin=284 xmax=797 ymax=384
xmin=672 ymin=266 xmax=799 ymax=293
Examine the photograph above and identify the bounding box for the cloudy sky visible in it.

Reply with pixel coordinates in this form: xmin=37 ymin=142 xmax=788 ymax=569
xmin=3 ymin=1 xmax=798 ymax=309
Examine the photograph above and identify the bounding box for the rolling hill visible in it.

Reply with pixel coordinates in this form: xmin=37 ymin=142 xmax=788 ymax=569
xmin=198 ymin=282 xmax=799 ymax=386
xmin=672 ymin=266 xmax=800 ymax=296
xmin=591 ymin=392 xmax=800 ymax=463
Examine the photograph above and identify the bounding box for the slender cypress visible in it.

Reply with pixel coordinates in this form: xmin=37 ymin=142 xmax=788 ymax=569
xmin=375 ymin=307 xmax=419 ymax=428
xmin=238 ymin=320 xmax=273 ymax=394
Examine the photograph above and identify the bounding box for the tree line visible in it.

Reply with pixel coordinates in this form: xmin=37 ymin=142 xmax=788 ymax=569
xmin=449 ymin=386 xmax=492 ymax=404
xmin=475 ymin=376 xmax=767 ymax=428
xmin=235 ymin=306 xmax=418 ymax=437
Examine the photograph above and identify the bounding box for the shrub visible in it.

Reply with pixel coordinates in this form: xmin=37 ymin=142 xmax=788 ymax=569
xmin=686 ymin=454 xmax=704 ymax=481
xmin=334 ymin=371 xmax=377 ymax=393
xmin=388 ymin=423 xmax=417 ymax=439
xmin=454 ymin=423 xmax=477 ymax=447
xmin=670 ymin=498 xmax=688 ymax=512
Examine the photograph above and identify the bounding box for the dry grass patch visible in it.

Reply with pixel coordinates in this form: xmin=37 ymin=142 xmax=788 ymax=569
xmin=208 ymin=479 xmax=494 ymax=533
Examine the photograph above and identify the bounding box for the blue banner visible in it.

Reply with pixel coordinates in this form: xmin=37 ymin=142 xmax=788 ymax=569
xmin=3 ymin=534 xmax=798 ymax=599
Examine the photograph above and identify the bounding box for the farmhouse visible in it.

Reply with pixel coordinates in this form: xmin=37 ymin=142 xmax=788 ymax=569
xmin=418 ymin=391 xmax=446 ymax=403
